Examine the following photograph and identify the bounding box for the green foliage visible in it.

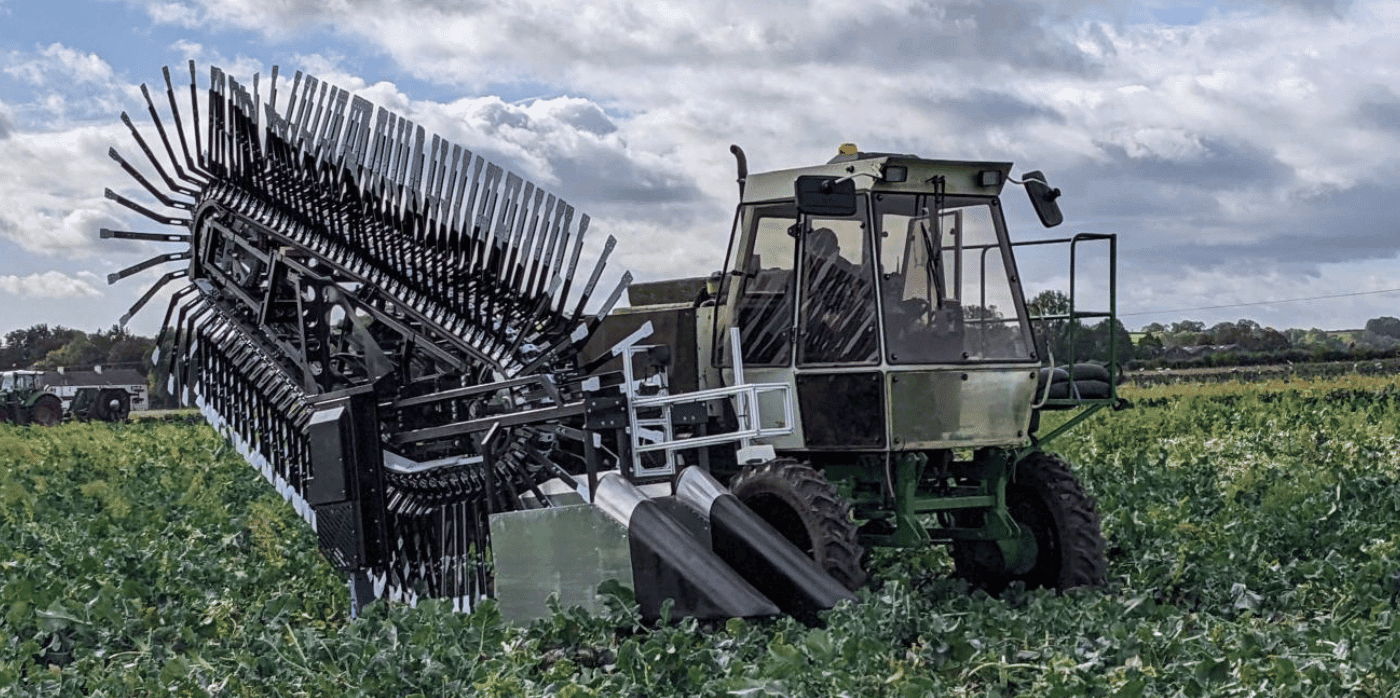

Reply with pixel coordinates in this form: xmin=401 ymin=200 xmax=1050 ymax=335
xmin=5 ymin=387 xmax=1400 ymax=695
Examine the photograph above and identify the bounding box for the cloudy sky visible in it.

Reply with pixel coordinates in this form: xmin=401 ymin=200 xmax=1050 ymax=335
xmin=1 ymin=0 xmax=1397 ymax=338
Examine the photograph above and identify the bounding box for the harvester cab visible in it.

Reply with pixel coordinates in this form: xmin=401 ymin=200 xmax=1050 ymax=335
xmin=678 ymin=145 xmax=1121 ymax=593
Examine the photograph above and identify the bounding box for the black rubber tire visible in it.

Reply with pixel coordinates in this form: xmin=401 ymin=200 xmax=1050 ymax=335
xmin=29 ymin=394 xmax=63 ymax=427
xmin=729 ymin=458 xmax=867 ymax=591
xmin=97 ymin=389 xmax=130 ymax=422
xmin=953 ymin=452 xmax=1106 ymax=593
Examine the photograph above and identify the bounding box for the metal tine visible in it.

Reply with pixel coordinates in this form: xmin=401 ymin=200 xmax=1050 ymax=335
xmin=101 ymin=228 xmax=189 ymax=243
xmin=424 ymin=137 xmax=452 ymax=306
xmin=189 ymin=61 xmax=204 ymax=171
xmin=567 ymin=231 xmax=612 ymax=323
xmin=320 ymin=86 xmax=350 ymax=168
xmin=108 ymin=251 xmax=190 ymax=285
xmin=153 ymin=284 xmax=199 ymax=354
xmin=538 ymin=202 xmax=573 ymax=303
xmin=370 ymin=108 xmax=393 ymax=188
xmin=207 ymin=65 xmax=226 ymax=175
xmin=302 ymin=77 xmax=327 ymax=158
xmin=228 ymin=77 xmax=259 ymax=181
xmin=433 ymin=144 xmax=464 ymax=303
xmin=524 ymin=193 xmax=558 ymax=299
xmin=266 ymin=65 xmax=278 ymax=128
xmin=363 ymin=111 xmax=400 ymax=283
xmin=443 ymin=146 xmax=473 ymax=309
xmin=392 ymin=116 xmax=413 ymax=191
xmin=340 ymin=95 xmax=375 ymax=255
xmin=309 ymin=80 xmax=334 ymax=168
xmin=468 ymin=162 xmax=504 ymax=283
xmin=162 ymin=68 xmax=209 ymax=182
xmin=384 ymin=111 xmax=403 ymax=189
xmin=465 ymin=163 xmax=504 ymax=328
xmin=502 ymin=182 xmax=537 ymax=295
xmin=105 ymin=189 xmax=191 ymax=228
xmin=407 ymin=124 xmax=426 ymax=216
xmin=342 ymin=95 xmax=375 ymax=175
xmin=117 ymin=113 xmax=194 ymax=203
xmin=390 ymin=117 xmax=416 ymax=274
xmin=252 ymin=72 xmax=260 ymax=138
xmin=425 ymin=135 xmax=444 ymax=225
xmin=176 ymin=301 xmax=214 ymax=404
xmin=499 ymin=175 xmax=530 ymax=276
xmin=107 ymin=147 xmax=191 ymax=211
xmin=290 ymin=74 xmax=317 ymax=155
xmin=553 ymin=208 xmax=587 ymax=316
xmin=455 ymin=155 xmax=486 ymax=308
xmin=538 ymin=199 xmax=571 ymax=301
xmin=121 ymin=269 xmax=189 ymax=326
xmin=365 ymin=109 xmax=395 ymax=272
xmin=415 ymin=135 xmax=440 ymax=292
xmin=516 ymin=270 xmax=632 ymax=377
xmin=481 ymin=172 xmax=525 ymax=332
xmin=283 ymin=70 xmax=304 ymax=135
xmin=138 ymin=84 xmax=202 ymax=195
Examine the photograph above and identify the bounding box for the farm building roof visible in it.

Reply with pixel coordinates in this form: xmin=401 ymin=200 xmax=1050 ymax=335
xmin=39 ymin=369 xmax=147 ymax=388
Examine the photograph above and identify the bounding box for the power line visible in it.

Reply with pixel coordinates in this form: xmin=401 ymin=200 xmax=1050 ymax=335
xmin=1121 ymin=287 xmax=1400 ymax=318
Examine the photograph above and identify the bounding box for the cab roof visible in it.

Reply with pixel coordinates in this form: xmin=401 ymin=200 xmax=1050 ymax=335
xmin=742 ymin=152 xmax=1013 ymax=205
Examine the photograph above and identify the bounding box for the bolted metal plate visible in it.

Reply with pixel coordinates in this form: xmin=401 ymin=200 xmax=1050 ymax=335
xmin=489 ymin=504 xmax=633 ymax=622
xmin=888 ymin=368 xmax=1037 ymax=448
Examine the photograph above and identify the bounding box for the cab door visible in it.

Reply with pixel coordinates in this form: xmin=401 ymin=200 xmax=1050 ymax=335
xmin=792 ymin=196 xmax=885 ymax=450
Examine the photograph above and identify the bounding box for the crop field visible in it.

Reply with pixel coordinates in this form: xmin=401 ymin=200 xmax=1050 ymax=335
xmin=4 ymin=377 xmax=1400 ymax=696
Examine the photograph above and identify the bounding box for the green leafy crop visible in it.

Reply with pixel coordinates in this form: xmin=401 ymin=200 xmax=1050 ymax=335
xmin=3 ymin=384 xmax=1400 ymax=695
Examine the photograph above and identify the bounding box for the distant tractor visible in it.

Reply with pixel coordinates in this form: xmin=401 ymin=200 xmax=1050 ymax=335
xmin=69 ymin=386 xmax=133 ymax=423
xmin=0 ymin=370 xmax=63 ymax=426
xmin=40 ymin=367 xmax=147 ymax=422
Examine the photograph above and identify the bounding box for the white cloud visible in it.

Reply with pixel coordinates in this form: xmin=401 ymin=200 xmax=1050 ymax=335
xmin=0 ymin=44 xmax=136 ymax=126
xmin=0 ymin=0 xmax=1395 ymax=331
xmin=0 ymin=122 xmax=140 ymax=255
xmin=0 ymin=271 xmax=101 ymax=299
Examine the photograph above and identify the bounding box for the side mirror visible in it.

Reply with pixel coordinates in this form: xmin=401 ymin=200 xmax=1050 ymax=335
xmin=1021 ymin=170 xmax=1063 ymax=228
xmin=795 ymin=175 xmax=857 ymax=217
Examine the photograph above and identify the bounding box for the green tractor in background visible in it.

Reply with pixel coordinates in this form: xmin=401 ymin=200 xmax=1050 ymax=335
xmin=0 ymin=370 xmax=64 ymax=427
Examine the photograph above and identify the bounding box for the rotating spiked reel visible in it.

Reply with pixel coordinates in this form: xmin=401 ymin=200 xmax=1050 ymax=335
xmin=105 ymin=62 xmax=633 ymax=610
xmin=104 ymin=63 xmax=853 ymax=621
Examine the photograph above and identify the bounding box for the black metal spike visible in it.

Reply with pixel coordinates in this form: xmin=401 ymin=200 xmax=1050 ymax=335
xmin=189 ymin=61 xmax=204 ymax=171
xmin=120 ymin=269 xmax=189 ymax=326
xmin=163 ymin=67 xmax=209 ymax=181
xmin=568 ymin=231 xmax=613 ymax=322
xmin=101 ymin=228 xmax=190 ymax=243
xmin=108 ymin=147 xmax=192 ymax=211
xmin=105 ymin=189 xmax=191 ymax=227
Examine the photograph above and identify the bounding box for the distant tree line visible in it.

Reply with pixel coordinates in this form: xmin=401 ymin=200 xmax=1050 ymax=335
xmin=0 ymin=324 xmax=174 ymax=407
xmin=1025 ymin=290 xmax=1400 ymax=369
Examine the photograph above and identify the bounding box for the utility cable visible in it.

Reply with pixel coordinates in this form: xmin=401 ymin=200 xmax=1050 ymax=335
xmin=1121 ymin=287 xmax=1400 ymax=318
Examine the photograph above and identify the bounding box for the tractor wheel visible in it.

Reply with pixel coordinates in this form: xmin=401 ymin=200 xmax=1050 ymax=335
xmin=952 ymin=452 xmax=1106 ymax=593
xmin=29 ymin=394 xmax=63 ymax=427
xmin=96 ymin=389 xmax=130 ymax=422
xmin=729 ymin=458 xmax=867 ymax=590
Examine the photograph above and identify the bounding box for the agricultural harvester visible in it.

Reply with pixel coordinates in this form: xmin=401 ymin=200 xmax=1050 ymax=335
xmin=102 ymin=63 xmax=1122 ymax=621
xmin=0 ymin=370 xmax=64 ymax=426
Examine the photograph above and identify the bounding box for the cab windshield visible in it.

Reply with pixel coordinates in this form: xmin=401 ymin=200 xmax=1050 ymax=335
xmin=875 ymin=193 xmax=1032 ymax=363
